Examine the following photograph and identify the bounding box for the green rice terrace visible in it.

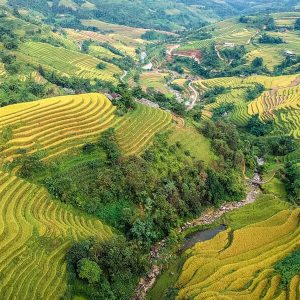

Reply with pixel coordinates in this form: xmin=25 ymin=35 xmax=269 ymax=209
xmin=0 ymin=2 xmax=300 ymax=300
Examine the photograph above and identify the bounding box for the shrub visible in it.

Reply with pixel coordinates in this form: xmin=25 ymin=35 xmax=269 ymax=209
xmin=274 ymin=248 xmax=300 ymax=287
xmin=77 ymin=258 xmax=102 ymax=284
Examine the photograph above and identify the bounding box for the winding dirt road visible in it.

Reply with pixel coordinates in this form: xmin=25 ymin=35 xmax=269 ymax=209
xmin=187 ymin=81 xmax=199 ymax=110
xmin=120 ymin=70 xmax=128 ymax=83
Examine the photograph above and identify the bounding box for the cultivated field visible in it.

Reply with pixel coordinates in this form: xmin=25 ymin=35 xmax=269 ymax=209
xmin=18 ymin=42 xmax=122 ymax=81
xmin=0 ymin=94 xmax=173 ymax=166
xmin=65 ymin=26 xmax=144 ymax=58
xmin=179 ymin=19 xmax=257 ymax=51
xmin=115 ymin=102 xmax=172 ymax=155
xmin=139 ymin=72 xmax=170 ymax=94
xmin=176 ymin=207 xmax=300 ymax=299
xmin=196 ymin=74 xmax=300 ymax=134
xmin=0 ymin=93 xmax=119 ymax=164
xmin=0 ymin=171 xmax=112 ymax=299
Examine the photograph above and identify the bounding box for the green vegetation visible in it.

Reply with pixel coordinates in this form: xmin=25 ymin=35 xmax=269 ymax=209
xmin=246 ymin=114 xmax=274 ymax=136
xmin=259 ymin=33 xmax=285 ymax=44
xmin=67 ymin=237 xmax=149 ymax=299
xmin=223 ymin=194 xmax=290 ymax=229
xmin=274 ymin=248 xmax=300 ymax=287
xmin=284 ymin=162 xmax=300 ymax=203
xmin=244 ymin=83 xmax=265 ymax=101
xmin=1 ymin=3 xmax=300 ymax=300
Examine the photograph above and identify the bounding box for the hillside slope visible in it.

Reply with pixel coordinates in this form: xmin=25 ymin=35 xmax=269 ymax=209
xmin=0 ymin=171 xmax=112 ymax=299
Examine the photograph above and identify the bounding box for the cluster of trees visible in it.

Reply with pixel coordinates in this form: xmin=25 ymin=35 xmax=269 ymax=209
xmin=258 ymin=33 xmax=284 ymax=44
xmin=275 ymin=55 xmax=300 ymax=75
xmin=246 ymin=114 xmax=274 ymax=136
xmin=201 ymin=120 xmax=247 ymax=193
xmin=295 ymin=18 xmax=300 ymax=30
xmin=102 ymin=56 xmax=135 ymax=71
xmin=110 ymin=84 xmax=137 ymax=115
xmin=18 ymin=129 xmax=245 ymax=247
xmin=212 ymin=103 xmax=234 ymax=120
xmin=220 ymin=45 xmax=246 ymax=64
xmin=132 ymin=86 xmax=186 ymax=116
xmin=239 ymin=15 xmax=276 ymax=31
xmin=244 ymin=83 xmax=265 ymax=101
xmin=202 ymin=86 xmax=228 ymax=103
xmin=141 ymin=31 xmax=170 ymax=41
xmin=253 ymin=136 xmax=296 ymax=158
xmin=0 ymin=24 xmax=20 ymax=50
xmin=274 ymin=248 xmax=300 ymax=287
xmin=284 ymin=162 xmax=300 ymax=203
xmin=0 ymin=51 xmax=20 ymax=74
xmin=66 ymin=236 xmax=149 ymax=300
xmin=0 ymin=77 xmax=51 ymax=107
xmin=38 ymin=66 xmax=114 ymax=93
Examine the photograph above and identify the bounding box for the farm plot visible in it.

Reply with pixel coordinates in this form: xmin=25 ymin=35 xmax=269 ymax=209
xmin=0 ymin=171 xmax=112 ymax=300
xmin=0 ymin=63 xmax=6 ymax=77
xmin=18 ymin=42 xmax=122 ymax=81
xmin=139 ymin=72 xmax=170 ymax=94
xmin=115 ymin=102 xmax=172 ymax=155
xmin=0 ymin=93 xmax=119 ymax=164
xmin=179 ymin=19 xmax=256 ymax=51
xmin=65 ymin=28 xmax=143 ymax=58
xmin=176 ymin=208 xmax=300 ymax=300
xmin=247 ymin=82 xmax=300 ymax=138
xmin=196 ymin=74 xmax=300 ymax=130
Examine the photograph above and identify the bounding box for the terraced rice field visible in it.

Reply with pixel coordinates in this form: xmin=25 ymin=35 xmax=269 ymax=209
xmin=0 ymin=93 xmax=172 ymax=165
xmin=140 ymin=72 xmax=170 ymax=94
xmin=0 ymin=171 xmax=112 ymax=300
xmin=247 ymin=80 xmax=300 ymax=138
xmin=65 ymin=27 xmax=143 ymax=58
xmin=89 ymin=45 xmax=122 ymax=59
xmin=247 ymin=30 xmax=300 ymax=70
xmin=197 ymin=74 xmax=300 ymax=133
xmin=0 ymin=63 xmax=6 ymax=76
xmin=0 ymin=93 xmax=119 ymax=164
xmin=179 ymin=20 xmax=256 ymax=50
xmin=176 ymin=208 xmax=300 ymax=299
xmin=115 ymin=102 xmax=172 ymax=155
xmin=18 ymin=42 xmax=122 ymax=81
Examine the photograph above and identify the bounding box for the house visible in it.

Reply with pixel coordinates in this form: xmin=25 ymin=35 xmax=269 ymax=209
xmin=223 ymin=42 xmax=235 ymax=48
xmin=142 ymin=62 xmax=153 ymax=70
xmin=285 ymin=50 xmax=296 ymax=57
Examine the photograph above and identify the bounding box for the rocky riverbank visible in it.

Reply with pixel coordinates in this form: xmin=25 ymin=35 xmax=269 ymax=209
xmin=132 ymin=173 xmax=261 ymax=300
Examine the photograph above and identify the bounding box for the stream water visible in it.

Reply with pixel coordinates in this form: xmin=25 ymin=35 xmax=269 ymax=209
xmin=181 ymin=224 xmax=227 ymax=251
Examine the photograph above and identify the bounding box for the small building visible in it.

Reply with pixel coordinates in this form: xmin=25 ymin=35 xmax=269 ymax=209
xmin=223 ymin=42 xmax=235 ymax=48
xmin=285 ymin=50 xmax=296 ymax=57
xmin=142 ymin=62 xmax=153 ymax=71
xmin=106 ymin=93 xmax=121 ymax=101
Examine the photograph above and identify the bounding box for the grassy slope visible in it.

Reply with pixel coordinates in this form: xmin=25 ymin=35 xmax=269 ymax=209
xmin=168 ymin=124 xmax=216 ymax=165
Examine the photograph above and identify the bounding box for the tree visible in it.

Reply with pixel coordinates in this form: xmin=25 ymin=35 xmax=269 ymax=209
xmin=246 ymin=114 xmax=273 ymax=136
xmin=77 ymin=258 xmax=102 ymax=284
xmin=295 ymin=18 xmax=300 ymax=30
xmin=251 ymin=57 xmax=263 ymax=68
xmin=259 ymin=33 xmax=284 ymax=44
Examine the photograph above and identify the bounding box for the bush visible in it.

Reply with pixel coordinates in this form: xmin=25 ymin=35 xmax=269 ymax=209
xmin=259 ymin=33 xmax=284 ymax=44
xmin=274 ymin=248 xmax=300 ymax=287
xmin=246 ymin=114 xmax=274 ymax=136
xmin=245 ymin=83 xmax=265 ymax=101
xmin=77 ymin=258 xmax=102 ymax=284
